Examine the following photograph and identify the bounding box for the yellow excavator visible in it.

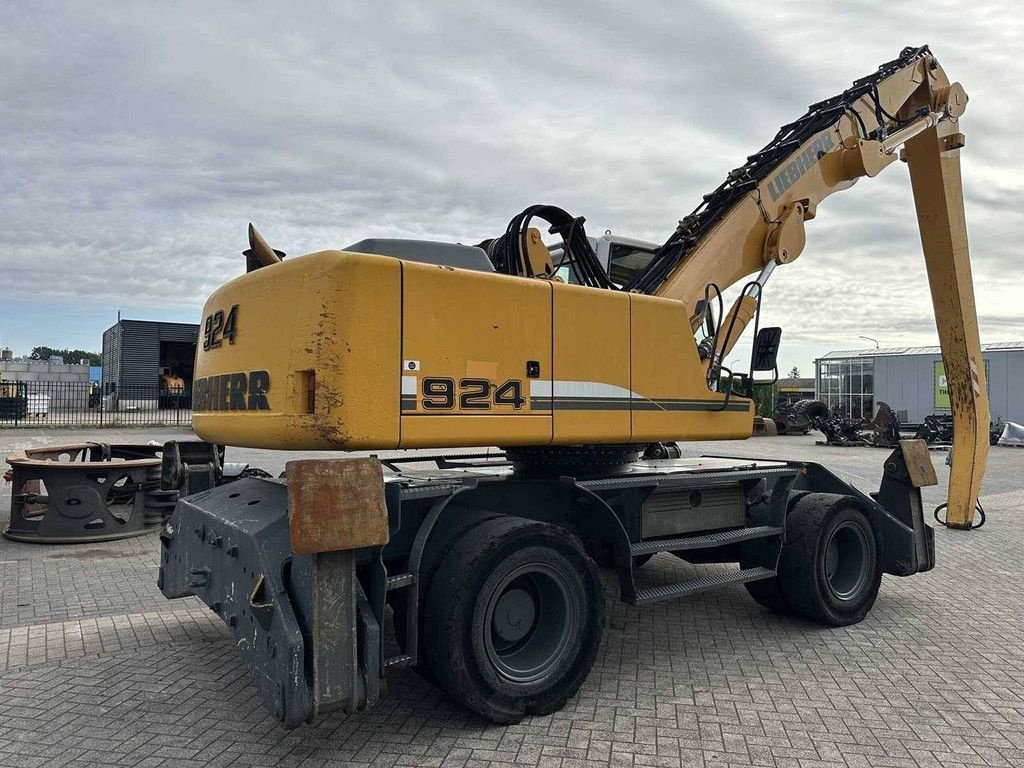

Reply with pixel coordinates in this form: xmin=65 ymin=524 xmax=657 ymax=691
xmin=160 ymin=46 xmax=987 ymax=727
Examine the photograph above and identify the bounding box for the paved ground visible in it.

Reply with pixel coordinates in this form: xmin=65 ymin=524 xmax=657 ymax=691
xmin=0 ymin=428 xmax=1022 ymax=768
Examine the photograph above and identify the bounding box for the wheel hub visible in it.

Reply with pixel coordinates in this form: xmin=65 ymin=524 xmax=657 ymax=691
xmin=483 ymin=563 xmax=578 ymax=684
xmin=824 ymin=520 xmax=870 ymax=601
xmin=492 ymin=588 xmax=536 ymax=643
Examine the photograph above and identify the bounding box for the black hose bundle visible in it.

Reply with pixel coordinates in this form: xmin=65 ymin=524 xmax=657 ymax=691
xmin=478 ymin=204 xmax=614 ymax=289
xmin=624 ymin=45 xmax=933 ymax=296
xmin=934 ymin=500 xmax=986 ymax=529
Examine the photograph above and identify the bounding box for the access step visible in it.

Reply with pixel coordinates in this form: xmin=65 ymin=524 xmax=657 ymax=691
xmin=385 ymin=573 xmax=415 ymax=591
xmin=383 ymin=654 xmax=414 ymax=669
xmin=632 ymin=566 xmax=775 ymax=606
xmin=630 ymin=526 xmax=782 ymax=557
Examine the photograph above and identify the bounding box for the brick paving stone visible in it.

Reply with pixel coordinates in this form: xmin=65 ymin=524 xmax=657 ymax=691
xmin=1 ymin=429 xmax=1023 ymax=767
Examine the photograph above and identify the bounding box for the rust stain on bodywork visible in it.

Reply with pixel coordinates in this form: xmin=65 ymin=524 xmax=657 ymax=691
xmin=286 ymin=458 xmax=389 ymax=554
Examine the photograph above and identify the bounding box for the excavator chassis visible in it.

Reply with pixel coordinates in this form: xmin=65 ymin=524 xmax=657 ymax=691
xmin=159 ymin=440 xmax=936 ymax=728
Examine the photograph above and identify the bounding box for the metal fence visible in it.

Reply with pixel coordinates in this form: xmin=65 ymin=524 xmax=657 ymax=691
xmin=0 ymin=381 xmax=192 ymax=428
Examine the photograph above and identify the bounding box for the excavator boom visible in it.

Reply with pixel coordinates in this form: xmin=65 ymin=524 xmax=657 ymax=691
xmin=637 ymin=46 xmax=986 ymax=527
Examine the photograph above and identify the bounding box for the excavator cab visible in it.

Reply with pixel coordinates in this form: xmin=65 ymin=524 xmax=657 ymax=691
xmin=548 ymin=231 xmax=659 ymax=286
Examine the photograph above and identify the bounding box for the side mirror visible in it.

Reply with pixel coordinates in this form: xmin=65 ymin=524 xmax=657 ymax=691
xmin=752 ymin=326 xmax=782 ymax=372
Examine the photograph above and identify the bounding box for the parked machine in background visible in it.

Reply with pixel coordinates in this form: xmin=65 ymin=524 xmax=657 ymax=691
xmin=806 ymin=401 xmax=905 ymax=448
xmin=159 ymin=47 xmax=987 ymax=727
xmin=0 ymin=378 xmax=28 ymax=420
xmin=159 ymin=368 xmax=191 ymax=410
xmin=772 ymin=398 xmax=826 ymax=435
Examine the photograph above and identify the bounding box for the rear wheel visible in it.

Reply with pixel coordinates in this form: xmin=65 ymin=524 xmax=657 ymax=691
xmin=390 ymin=507 xmax=502 ymax=662
xmin=744 ymin=575 xmax=789 ymax=613
xmin=777 ymin=494 xmax=880 ymax=626
xmin=423 ymin=516 xmax=604 ymax=723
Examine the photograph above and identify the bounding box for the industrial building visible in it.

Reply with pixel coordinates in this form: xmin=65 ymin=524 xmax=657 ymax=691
xmin=101 ymin=319 xmax=199 ymax=396
xmin=815 ymin=341 xmax=1024 ymax=425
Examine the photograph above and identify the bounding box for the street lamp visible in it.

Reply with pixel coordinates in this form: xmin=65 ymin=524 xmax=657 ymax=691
xmin=858 ymin=335 xmax=880 ymax=349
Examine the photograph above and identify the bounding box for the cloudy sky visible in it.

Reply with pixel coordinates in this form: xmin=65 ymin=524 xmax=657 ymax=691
xmin=1 ymin=1 xmax=1021 ymax=375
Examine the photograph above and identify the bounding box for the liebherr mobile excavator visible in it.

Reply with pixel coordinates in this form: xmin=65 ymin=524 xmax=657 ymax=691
xmin=159 ymin=46 xmax=988 ymax=726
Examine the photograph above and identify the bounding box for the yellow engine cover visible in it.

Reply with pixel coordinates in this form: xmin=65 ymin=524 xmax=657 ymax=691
xmin=191 ymin=251 xmax=753 ymax=450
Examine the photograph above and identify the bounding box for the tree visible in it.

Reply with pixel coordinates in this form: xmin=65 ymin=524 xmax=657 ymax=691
xmin=787 ymin=366 xmax=801 ymax=378
xmin=30 ymin=346 xmax=101 ymax=365
xmin=751 ymin=382 xmax=779 ymax=417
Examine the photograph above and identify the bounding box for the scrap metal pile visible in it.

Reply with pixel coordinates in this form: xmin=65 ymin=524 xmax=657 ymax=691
xmin=774 ymin=400 xmax=904 ymax=447
xmin=777 ymin=401 xmax=1005 ymax=448
xmin=770 ymin=399 xmax=821 ymax=435
xmin=914 ymin=413 xmax=1003 ymax=446
xmin=914 ymin=413 xmax=954 ymax=445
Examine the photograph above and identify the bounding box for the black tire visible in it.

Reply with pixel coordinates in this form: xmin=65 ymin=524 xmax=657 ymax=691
xmin=423 ymin=516 xmax=604 ymax=723
xmin=391 ymin=507 xmax=502 ymax=657
xmin=777 ymin=494 xmax=881 ymax=626
xmin=744 ymin=577 xmax=790 ymax=613
xmin=792 ymin=399 xmax=830 ymax=420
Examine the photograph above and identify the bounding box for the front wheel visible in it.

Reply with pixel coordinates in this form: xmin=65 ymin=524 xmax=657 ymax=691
xmin=777 ymin=494 xmax=881 ymax=626
xmin=422 ymin=516 xmax=604 ymax=723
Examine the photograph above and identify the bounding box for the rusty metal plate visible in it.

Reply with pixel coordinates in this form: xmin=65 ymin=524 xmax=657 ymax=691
xmin=7 ymin=443 xmax=165 ymax=469
xmin=899 ymin=439 xmax=938 ymax=488
xmin=286 ymin=458 xmax=389 ymax=554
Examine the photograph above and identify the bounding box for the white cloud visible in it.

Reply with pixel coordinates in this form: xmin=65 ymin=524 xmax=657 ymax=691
xmin=1 ymin=0 xmax=1021 ymax=362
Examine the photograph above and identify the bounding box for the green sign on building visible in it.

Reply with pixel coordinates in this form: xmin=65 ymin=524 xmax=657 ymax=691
xmin=934 ymin=359 xmax=989 ymax=409
xmin=934 ymin=361 xmax=950 ymax=409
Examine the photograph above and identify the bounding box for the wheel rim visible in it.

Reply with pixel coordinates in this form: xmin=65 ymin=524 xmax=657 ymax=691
xmin=823 ymin=520 xmax=871 ymax=601
xmin=482 ymin=562 xmax=578 ymax=684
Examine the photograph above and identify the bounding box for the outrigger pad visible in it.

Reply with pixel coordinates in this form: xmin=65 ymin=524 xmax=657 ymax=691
xmin=158 ymin=477 xmax=376 ymax=728
xmin=159 ymin=479 xmax=313 ymax=727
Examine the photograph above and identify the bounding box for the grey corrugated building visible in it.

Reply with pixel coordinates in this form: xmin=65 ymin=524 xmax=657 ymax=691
xmin=815 ymin=341 xmax=1024 ymax=424
xmin=101 ymin=319 xmax=199 ymax=394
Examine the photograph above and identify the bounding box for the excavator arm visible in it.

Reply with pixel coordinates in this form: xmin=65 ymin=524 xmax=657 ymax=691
xmin=635 ymin=46 xmax=986 ymax=527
